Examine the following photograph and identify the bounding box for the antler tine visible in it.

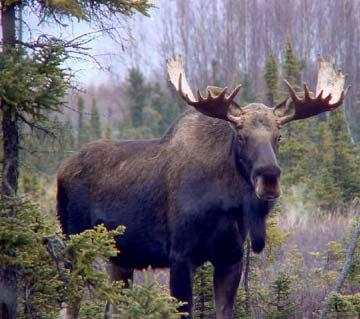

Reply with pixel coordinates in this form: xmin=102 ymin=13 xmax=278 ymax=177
xmin=284 ymin=80 xmax=300 ymax=103
xmin=227 ymin=85 xmax=242 ymax=102
xmin=303 ymin=83 xmax=311 ymax=100
xmin=277 ymin=58 xmax=349 ymax=125
xmin=168 ymin=55 xmax=242 ymax=121
xmin=178 ymin=73 xmax=194 ymax=105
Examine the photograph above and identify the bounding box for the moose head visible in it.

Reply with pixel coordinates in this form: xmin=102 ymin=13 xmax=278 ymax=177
xmin=167 ymin=56 xmax=349 ymax=201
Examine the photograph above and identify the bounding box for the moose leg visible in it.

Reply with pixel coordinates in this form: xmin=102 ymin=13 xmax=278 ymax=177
xmin=213 ymin=261 xmax=242 ymax=319
xmin=104 ymin=262 xmax=133 ymax=319
xmin=170 ymin=257 xmax=193 ymax=319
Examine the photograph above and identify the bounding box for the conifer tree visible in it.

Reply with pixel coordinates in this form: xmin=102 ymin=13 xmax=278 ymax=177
xmin=127 ymin=68 xmax=148 ymax=128
xmin=265 ymin=271 xmax=297 ymax=319
xmin=312 ymin=122 xmax=341 ymax=209
xmin=264 ymin=54 xmax=280 ymax=106
xmin=193 ymin=262 xmax=216 ymax=319
xmin=283 ymin=38 xmax=301 ymax=87
xmin=211 ymin=60 xmax=222 ymax=87
xmin=351 ymin=91 xmax=360 ymax=142
xmin=77 ymin=96 xmax=87 ymax=148
xmin=241 ymin=73 xmax=256 ymax=104
xmin=0 ymin=2 xmax=153 ymax=317
xmin=279 ymin=38 xmax=312 ymax=192
xmin=90 ymin=98 xmax=102 ymax=140
xmin=104 ymin=108 xmax=113 ymax=140
xmin=329 ymin=109 xmax=360 ymax=203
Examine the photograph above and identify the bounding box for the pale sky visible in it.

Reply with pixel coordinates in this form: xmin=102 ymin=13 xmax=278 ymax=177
xmin=21 ymin=3 xmax=162 ymax=86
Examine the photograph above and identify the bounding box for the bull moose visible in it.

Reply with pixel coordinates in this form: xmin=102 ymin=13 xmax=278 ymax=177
xmin=57 ymin=56 xmax=348 ymax=319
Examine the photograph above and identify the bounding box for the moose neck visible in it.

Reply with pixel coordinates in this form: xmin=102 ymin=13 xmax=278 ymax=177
xmin=163 ymin=110 xmax=250 ymax=186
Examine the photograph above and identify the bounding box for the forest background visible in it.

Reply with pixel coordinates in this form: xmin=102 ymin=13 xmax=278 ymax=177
xmin=1 ymin=0 xmax=360 ymax=318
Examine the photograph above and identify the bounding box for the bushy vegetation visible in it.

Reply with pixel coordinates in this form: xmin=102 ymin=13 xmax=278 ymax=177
xmin=0 ymin=1 xmax=359 ymax=316
xmin=0 ymin=197 xmax=184 ymax=319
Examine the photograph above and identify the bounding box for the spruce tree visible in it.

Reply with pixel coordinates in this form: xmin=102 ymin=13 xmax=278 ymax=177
xmin=77 ymin=96 xmax=86 ymax=147
xmin=211 ymin=60 xmax=222 ymax=87
xmin=104 ymin=108 xmax=113 ymax=140
xmin=0 ymin=2 xmax=153 ymax=317
xmin=312 ymin=122 xmax=341 ymax=209
xmin=279 ymin=38 xmax=312 ymax=193
xmin=241 ymin=73 xmax=256 ymax=104
xmin=264 ymin=54 xmax=280 ymax=106
xmin=90 ymin=98 xmax=102 ymax=140
xmin=193 ymin=262 xmax=216 ymax=319
xmin=329 ymin=109 xmax=360 ymax=203
xmin=283 ymin=38 xmax=301 ymax=87
xmin=126 ymin=68 xmax=148 ymax=128
xmin=265 ymin=271 xmax=297 ymax=319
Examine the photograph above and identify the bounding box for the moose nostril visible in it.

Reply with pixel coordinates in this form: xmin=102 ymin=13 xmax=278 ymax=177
xmin=253 ymin=165 xmax=281 ymax=180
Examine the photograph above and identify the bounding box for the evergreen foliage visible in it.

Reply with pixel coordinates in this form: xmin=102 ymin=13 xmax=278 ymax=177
xmin=77 ymin=96 xmax=87 ymax=147
xmin=103 ymin=108 xmax=113 ymax=140
xmin=329 ymin=109 xmax=360 ymax=202
xmin=193 ymin=262 xmax=215 ymax=319
xmin=127 ymin=68 xmax=148 ymax=128
xmin=264 ymin=54 xmax=280 ymax=106
xmin=326 ymin=292 xmax=360 ymax=319
xmin=283 ymin=38 xmax=301 ymax=86
xmin=0 ymin=197 xmax=183 ymax=319
xmin=0 ymin=45 xmax=69 ymax=122
xmin=116 ymin=272 xmax=186 ymax=319
xmin=241 ymin=73 xmax=256 ymax=104
xmin=264 ymin=271 xmax=297 ymax=319
xmin=90 ymin=98 xmax=102 ymax=140
xmin=121 ymin=68 xmax=182 ymax=139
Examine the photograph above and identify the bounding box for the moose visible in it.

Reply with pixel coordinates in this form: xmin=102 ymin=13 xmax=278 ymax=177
xmin=57 ymin=56 xmax=348 ymax=319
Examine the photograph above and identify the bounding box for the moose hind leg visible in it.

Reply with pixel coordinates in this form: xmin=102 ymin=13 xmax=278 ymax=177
xmin=213 ymin=261 xmax=242 ymax=319
xmin=104 ymin=262 xmax=133 ymax=319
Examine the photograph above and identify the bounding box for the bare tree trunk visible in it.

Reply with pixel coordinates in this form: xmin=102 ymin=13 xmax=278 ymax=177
xmin=320 ymin=221 xmax=360 ymax=319
xmin=1 ymin=3 xmax=19 ymax=319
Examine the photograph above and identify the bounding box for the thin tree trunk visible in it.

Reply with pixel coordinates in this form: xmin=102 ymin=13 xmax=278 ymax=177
xmin=243 ymin=239 xmax=251 ymax=315
xmin=1 ymin=2 xmax=18 ymax=197
xmin=320 ymin=221 xmax=360 ymax=319
xmin=1 ymin=3 xmax=19 ymax=319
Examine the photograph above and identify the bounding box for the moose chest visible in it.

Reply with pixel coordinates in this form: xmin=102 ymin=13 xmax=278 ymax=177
xmin=170 ymin=174 xmax=246 ymax=267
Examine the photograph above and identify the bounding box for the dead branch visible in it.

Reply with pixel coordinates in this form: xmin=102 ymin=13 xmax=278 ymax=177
xmin=320 ymin=219 xmax=360 ymax=319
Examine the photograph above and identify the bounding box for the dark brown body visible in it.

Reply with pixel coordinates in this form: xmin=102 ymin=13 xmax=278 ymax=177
xmin=57 ymin=108 xmax=277 ymax=319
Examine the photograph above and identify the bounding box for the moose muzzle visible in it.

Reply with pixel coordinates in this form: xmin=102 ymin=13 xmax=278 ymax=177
xmin=252 ymin=165 xmax=281 ymax=201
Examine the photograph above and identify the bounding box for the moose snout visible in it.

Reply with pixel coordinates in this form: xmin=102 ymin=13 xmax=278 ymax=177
xmin=253 ymin=165 xmax=281 ymax=181
xmin=252 ymin=165 xmax=281 ymax=201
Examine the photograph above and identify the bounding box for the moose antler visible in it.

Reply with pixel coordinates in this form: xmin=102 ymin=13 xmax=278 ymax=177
xmin=167 ymin=55 xmax=242 ymax=121
xmin=275 ymin=57 xmax=350 ymax=125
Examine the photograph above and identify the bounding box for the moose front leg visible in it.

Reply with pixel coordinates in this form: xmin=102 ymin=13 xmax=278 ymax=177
xmin=213 ymin=261 xmax=242 ymax=319
xmin=170 ymin=257 xmax=193 ymax=319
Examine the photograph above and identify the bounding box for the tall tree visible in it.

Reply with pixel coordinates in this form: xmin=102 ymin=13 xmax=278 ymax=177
xmin=104 ymin=108 xmax=113 ymax=140
xmin=126 ymin=68 xmax=148 ymax=128
xmin=90 ymin=98 xmax=102 ymax=140
xmin=329 ymin=109 xmax=360 ymax=203
xmin=77 ymin=96 xmax=86 ymax=148
xmin=264 ymin=54 xmax=280 ymax=106
xmin=283 ymin=37 xmax=301 ymax=87
xmin=0 ymin=2 xmax=153 ymax=318
xmin=2 ymin=3 xmax=18 ymax=197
